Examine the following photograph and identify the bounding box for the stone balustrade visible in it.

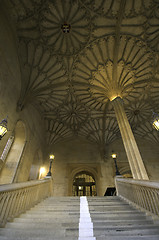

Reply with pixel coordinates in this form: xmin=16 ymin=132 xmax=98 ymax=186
xmin=0 ymin=178 xmax=53 ymax=227
xmin=115 ymin=177 xmax=159 ymax=218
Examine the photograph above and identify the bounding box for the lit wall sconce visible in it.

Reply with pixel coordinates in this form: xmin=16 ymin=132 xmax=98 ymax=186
xmin=111 ymin=151 xmax=120 ymax=176
xmin=39 ymin=167 xmax=46 ymax=179
xmin=0 ymin=117 xmax=8 ymax=140
xmin=152 ymin=111 xmax=159 ymax=131
xmin=46 ymin=154 xmax=54 ymax=177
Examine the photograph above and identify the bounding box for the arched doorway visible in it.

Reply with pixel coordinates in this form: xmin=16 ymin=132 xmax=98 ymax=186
xmin=72 ymin=171 xmax=96 ymax=196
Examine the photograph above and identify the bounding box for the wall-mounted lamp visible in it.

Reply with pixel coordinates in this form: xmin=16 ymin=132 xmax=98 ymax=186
xmin=152 ymin=111 xmax=159 ymax=131
xmin=0 ymin=117 xmax=8 ymax=140
xmin=111 ymin=153 xmax=117 ymax=159
xmin=39 ymin=167 xmax=46 ymax=179
xmin=111 ymin=151 xmax=120 ymax=176
xmin=46 ymin=154 xmax=54 ymax=177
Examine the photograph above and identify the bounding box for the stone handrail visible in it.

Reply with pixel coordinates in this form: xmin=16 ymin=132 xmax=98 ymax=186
xmin=0 ymin=178 xmax=53 ymax=227
xmin=115 ymin=177 xmax=159 ymax=218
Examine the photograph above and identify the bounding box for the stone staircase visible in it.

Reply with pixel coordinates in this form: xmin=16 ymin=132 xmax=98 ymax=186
xmin=0 ymin=196 xmax=159 ymax=240
xmin=88 ymin=197 xmax=159 ymax=240
xmin=0 ymin=197 xmax=80 ymax=240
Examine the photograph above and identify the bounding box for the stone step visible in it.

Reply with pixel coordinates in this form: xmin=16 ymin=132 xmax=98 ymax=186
xmin=96 ymin=236 xmax=159 ymax=240
xmin=91 ymin=214 xmax=151 ymax=221
xmin=93 ymin=224 xmax=159 ymax=231
xmin=87 ymin=197 xmax=131 ymax=203
xmin=0 ymin=228 xmax=66 ymax=238
xmin=90 ymin=213 xmax=149 ymax=219
xmin=41 ymin=198 xmax=80 ymax=201
xmin=35 ymin=206 xmax=80 ymax=209
xmin=93 ymin=219 xmax=154 ymax=226
xmin=66 ymin=227 xmax=159 ymax=237
xmin=87 ymin=201 xmax=129 ymax=204
xmin=42 ymin=199 xmax=80 ymax=201
xmin=27 ymin=208 xmax=140 ymax=214
xmin=88 ymin=204 xmax=139 ymax=209
xmin=33 ymin=201 xmax=79 ymax=205
xmin=13 ymin=217 xmax=80 ymax=223
xmin=87 ymin=196 xmax=118 ymax=200
xmin=0 ymin=235 xmax=79 ymax=240
xmin=89 ymin=207 xmax=135 ymax=211
xmin=88 ymin=203 xmax=130 ymax=207
xmin=17 ymin=214 xmax=143 ymax=221
xmin=33 ymin=204 xmax=80 ymax=207
xmin=37 ymin=203 xmax=80 ymax=206
xmin=35 ymin=205 xmax=128 ymax=210
xmin=19 ymin=212 xmax=80 ymax=218
xmin=28 ymin=209 xmax=80 ymax=213
xmin=35 ymin=205 xmax=80 ymax=208
xmin=89 ymin=210 xmax=145 ymax=214
xmin=67 ymin=224 xmax=159 ymax=233
xmin=93 ymin=228 xmax=159 ymax=237
xmin=5 ymin=221 xmax=79 ymax=229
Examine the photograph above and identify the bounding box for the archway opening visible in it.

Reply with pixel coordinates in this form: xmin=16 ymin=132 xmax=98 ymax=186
xmin=72 ymin=171 xmax=96 ymax=196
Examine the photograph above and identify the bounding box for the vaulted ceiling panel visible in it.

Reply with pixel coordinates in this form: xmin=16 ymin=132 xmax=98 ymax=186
xmin=6 ymin=0 xmax=159 ymax=148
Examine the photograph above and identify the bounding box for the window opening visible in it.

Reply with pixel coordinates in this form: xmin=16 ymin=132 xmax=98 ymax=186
xmin=0 ymin=135 xmax=14 ymax=162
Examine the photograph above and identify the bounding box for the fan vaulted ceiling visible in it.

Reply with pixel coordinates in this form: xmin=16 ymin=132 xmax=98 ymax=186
xmin=6 ymin=0 xmax=159 ymax=149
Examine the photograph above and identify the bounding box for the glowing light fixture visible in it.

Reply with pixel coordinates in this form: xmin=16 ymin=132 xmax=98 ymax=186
xmin=152 ymin=111 xmax=159 ymax=131
xmin=39 ymin=167 xmax=46 ymax=179
xmin=111 ymin=153 xmax=117 ymax=159
xmin=46 ymin=154 xmax=55 ymax=177
xmin=49 ymin=154 xmax=55 ymax=160
xmin=0 ymin=117 xmax=8 ymax=140
xmin=111 ymin=151 xmax=120 ymax=176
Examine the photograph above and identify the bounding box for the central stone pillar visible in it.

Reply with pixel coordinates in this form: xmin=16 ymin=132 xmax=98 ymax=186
xmin=111 ymin=97 xmax=149 ymax=180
